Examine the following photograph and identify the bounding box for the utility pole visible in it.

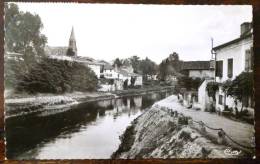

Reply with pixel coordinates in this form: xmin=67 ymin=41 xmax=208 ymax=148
xmin=211 ymin=37 xmax=216 ymax=82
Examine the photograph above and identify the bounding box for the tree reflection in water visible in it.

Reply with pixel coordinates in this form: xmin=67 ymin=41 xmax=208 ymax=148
xmin=6 ymin=90 xmax=174 ymax=159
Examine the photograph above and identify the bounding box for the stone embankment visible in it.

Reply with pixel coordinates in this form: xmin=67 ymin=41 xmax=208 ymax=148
xmin=112 ymin=96 xmax=254 ymax=158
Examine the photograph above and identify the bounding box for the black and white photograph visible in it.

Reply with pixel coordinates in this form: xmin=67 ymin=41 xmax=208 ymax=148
xmin=4 ymin=2 xmax=255 ymax=159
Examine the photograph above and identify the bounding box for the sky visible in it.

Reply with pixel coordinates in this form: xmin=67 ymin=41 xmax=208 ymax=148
xmin=14 ymin=3 xmax=252 ymax=64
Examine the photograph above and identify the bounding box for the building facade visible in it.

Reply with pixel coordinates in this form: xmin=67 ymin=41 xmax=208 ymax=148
xmin=180 ymin=61 xmax=214 ymax=79
xmin=213 ymin=22 xmax=253 ymax=112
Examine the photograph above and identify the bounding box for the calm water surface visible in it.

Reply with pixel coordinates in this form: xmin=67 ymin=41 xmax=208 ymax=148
xmin=6 ymin=91 xmax=174 ymax=159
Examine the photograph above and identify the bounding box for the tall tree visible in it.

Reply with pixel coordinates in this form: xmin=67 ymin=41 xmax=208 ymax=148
xmin=227 ymin=72 xmax=253 ymax=113
xmin=158 ymin=52 xmax=182 ymax=81
xmin=139 ymin=57 xmax=158 ymax=80
xmin=113 ymin=58 xmax=123 ymax=68
xmin=4 ymin=3 xmax=47 ymax=66
xmin=129 ymin=55 xmax=140 ymax=73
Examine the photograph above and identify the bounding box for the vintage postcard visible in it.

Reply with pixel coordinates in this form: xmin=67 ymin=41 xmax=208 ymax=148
xmin=4 ymin=2 xmax=255 ymax=159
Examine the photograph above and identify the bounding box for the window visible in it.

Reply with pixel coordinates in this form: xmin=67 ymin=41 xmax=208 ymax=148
xmin=219 ymin=95 xmax=223 ymax=105
xmin=227 ymin=58 xmax=233 ymax=78
xmin=245 ymin=48 xmax=253 ymax=71
xmin=215 ymin=60 xmax=223 ymax=77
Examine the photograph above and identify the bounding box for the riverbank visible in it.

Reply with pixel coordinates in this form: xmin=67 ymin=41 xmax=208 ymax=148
xmin=112 ymin=95 xmax=254 ymax=158
xmin=5 ymin=86 xmax=175 ymax=118
xmin=113 ymin=85 xmax=175 ymax=97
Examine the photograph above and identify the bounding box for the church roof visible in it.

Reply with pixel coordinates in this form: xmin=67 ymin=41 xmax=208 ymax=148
xmin=70 ymin=27 xmax=76 ymax=41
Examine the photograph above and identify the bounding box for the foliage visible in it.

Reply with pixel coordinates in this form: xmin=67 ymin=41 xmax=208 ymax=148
xmin=227 ymin=72 xmax=253 ymax=108
xmin=113 ymin=56 xmax=158 ymax=80
xmin=221 ymin=80 xmax=232 ymax=92
xmin=113 ymin=58 xmax=123 ymax=68
xmin=158 ymin=52 xmax=182 ymax=81
xmin=66 ymin=48 xmax=75 ymax=56
xmin=4 ymin=3 xmax=47 ymax=66
xmin=4 ymin=56 xmax=27 ymax=89
xmin=177 ymin=76 xmax=203 ymax=91
xmin=139 ymin=57 xmax=158 ymax=80
xmin=206 ymin=81 xmax=219 ymax=101
xmin=123 ymin=79 xmax=128 ymax=89
xmin=16 ymin=58 xmax=98 ymax=93
xmin=129 ymin=56 xmax=140 ymax=73
xmin=130 ymin=77 xmax=136 ymax=86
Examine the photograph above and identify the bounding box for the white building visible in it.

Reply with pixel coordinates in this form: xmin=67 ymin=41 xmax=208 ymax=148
xmin=101 ymin=64 xmax=118 ymax=79
xmin=198 ymin=78 xmax=214 ymax=111
xmin=180 ymin=61 xmax=214 ymax=79
xmin=98 ymin=64 xmax=143 ymax=91
xmin=212 ymin=22 xmax=253 ymax=112
xmin=116 ymin=65 xmax=143 ymax=86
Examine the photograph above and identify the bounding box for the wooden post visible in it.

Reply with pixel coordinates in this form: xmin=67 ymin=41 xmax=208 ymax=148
xmin=200 ymin=122 xmax=206 ymax=133
xmin=217 ymin=130 xmax=226 ymax=144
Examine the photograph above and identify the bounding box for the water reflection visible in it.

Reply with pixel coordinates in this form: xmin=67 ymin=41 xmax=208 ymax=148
xmin=6 ymin=90 xmax=174 ymax=159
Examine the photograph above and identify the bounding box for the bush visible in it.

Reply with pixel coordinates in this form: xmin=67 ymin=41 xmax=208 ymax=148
xmin=4 ymin=57 xmax=27 ymax=89
xmin=227 ymin=72 xmax=253 ymax=112
xmin=16 ymin=57 xmax=98 ymax=93
xmin=206 ymin=82 xmax=219 ymax=101
xmin=177 ymin=76 xmax=203 ymax=91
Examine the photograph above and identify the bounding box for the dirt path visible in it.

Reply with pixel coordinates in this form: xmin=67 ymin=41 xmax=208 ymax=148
xmin=154 ymin=95 xmax=255 ymax=151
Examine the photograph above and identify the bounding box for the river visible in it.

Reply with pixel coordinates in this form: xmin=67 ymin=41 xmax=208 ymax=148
xmin=5 ymin=90 xmax=174 ymax=159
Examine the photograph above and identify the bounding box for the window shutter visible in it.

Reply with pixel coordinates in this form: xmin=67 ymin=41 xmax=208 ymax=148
xmin=216 ymin=61 xmax=223 ymax=77
xmin=219 ymin=61 xmax=223 ymax=77
xmin=215 ymin=61 xmax=219 ymax=76
xmin=245 ymin=49 xmax=251 ymax=71
xmin=219 ymin=95 xmax=223 ymax=105
xmin=250 ymin=47 xmax=253 ymax=70
xmin=228 ymin=59 xmax=233 ymax=78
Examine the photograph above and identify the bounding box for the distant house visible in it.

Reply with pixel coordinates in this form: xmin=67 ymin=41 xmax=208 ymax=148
xmin=74 ymin=56 xmax=103 ymax=79
xmin=212 ymin=22 xmax=253 ymax=112
xmin=98 ymin=64 xmax=143 ymax=91
xmin=180 ymin=61 xmax=214 ymax=79
xmin=116 ymin=66 xmax=143 ymax=86
xmin=100 ymin=63 xmax=118 ymax=79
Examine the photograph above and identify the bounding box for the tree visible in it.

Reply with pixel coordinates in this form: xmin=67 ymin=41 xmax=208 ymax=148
xmin=123 ymin=79 xmax=128 ymax=89
xmin=113 ymin=58 xmax=123 ymax=68
xmin=4 ymin=53 xmax=27 ymax=89
xmin=227 ymin=72 xmax=253 ymax=113
xmin=177 ymin=76 xmax=203 ymax=91
xmin=139 ymin=57 xmax=158 ymax=80
xmin=16 ymin=58 xmax=98 ymax=93
xmin=221 ymin=80 xmax=232 ymax=110
xmin=130 ymin=77 xmax=136 ymax=86
xmin=4 ymin=3 xmax=47 ymax=66
xmin=206 ymin=81 xmax=219 ymax=101
xmin=129 ymin=55 xmax=140 ymax=73
xmin=66 ymin=48 xmax=75 ymax=56
xmin=158 ymin=52 xmax=182 ymax=81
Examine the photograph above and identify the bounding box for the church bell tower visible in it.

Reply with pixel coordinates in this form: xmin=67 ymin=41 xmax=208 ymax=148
xmin=68 ymin=27 xmax=77 ymax=56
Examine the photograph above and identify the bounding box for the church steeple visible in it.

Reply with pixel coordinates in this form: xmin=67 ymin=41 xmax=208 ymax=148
xmin=68 ymin=27 xmax=77 ymax=56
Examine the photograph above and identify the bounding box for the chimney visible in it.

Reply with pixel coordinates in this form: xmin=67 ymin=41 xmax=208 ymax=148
xmin=240 ymin=22 xmax=251 ymax=36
